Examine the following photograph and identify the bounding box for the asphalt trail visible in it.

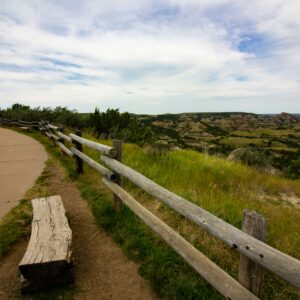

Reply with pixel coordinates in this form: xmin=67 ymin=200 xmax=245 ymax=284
xmin=0 ymin=128 xmax=47 ymax=219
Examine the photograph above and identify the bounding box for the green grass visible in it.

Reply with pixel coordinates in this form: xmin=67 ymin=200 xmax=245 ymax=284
xmin=19 ymin=130 xmax=300 ymax=299
xmin=30 ymin=133 xmax=222 ymax=299
xmin=232 ymin=129 xmax=300 ymax=138
xmin=80 ymin=134 xmax=300 ymax=299
xmin=0 ymin=199 xmax=32 ymax=257
xmin=256 ymin=129 xmax=300 ymax=137
xmin=220 ymin=137 xmax=265 ymax=147
xmin=271 ymin=147 xmax=299 ymax=153
xmin=231 ymin=130 xmax=260 ymax=138
xmin=119 ymin=145 xmax=300 ymax=256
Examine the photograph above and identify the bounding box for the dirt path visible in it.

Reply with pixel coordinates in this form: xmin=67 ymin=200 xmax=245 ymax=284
xmin=0 ymin=128 xmax=47 ymax=219
xmin=0 ymin=160 xmax=158 ymax=300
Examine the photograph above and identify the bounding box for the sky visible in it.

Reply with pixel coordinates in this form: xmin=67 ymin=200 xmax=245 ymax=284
xmin=0 ymin=0 xmax=299 ymax=114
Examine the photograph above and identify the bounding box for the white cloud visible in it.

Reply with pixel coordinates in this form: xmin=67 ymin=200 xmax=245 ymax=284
xmin=0 ymin=0 xmax=299 ymax=113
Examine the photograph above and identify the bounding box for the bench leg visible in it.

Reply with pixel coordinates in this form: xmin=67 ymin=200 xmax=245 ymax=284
xmin=20 ymin=262 xmax=74 ymax=293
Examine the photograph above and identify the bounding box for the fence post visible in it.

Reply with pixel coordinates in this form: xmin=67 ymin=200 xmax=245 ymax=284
xmin=49 ymin=124 xmax=56 ymax=145
xmin=112 ymin=139 xmax=123 ymax=211
xmin=73 ymin=130 xmax=83 ymax=175
xmin=58 ymin=127 xmax=66 ymax=155
xmin=238 ymin=209 xmax=267 ymax=297
xmin=42 ymin=121 xmax=47 ymax=136
xmin=59 ymin=127 xmax=64 ymax=144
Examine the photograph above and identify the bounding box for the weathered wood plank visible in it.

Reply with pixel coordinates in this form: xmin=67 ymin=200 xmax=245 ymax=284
xmin=70 ymin=147 xmax=116 ymax=180
xmin=101 ymin=155 xmax=300 ymax=289
xmin=72 ymin=130 xmax=83 ymax=174
xmin=19 ymin=120 xmax=33 ymax=125
xmin=112 ymin=139 xmax=123 ymax=211
xmin=102 ymin=178 xmax=258 ymax=300
xmin=57 ymin=131 xmax=72 ymax=143
xmin=239 ymin=210 xmax=267 ymax=297
xmin=20 ymin=126 xmax=33 ymax=131
xmin=47 ymin=124 xmax=59 ymax=130
xmin=19 ymin=196 xmax=72 ymax=266
xmin=70 ymin=133 xmax=117 ymax=157
xmin=50 ymin=132 xmax=60 ymax=141
xmin=19 ymin=195 xmax=73 ymax=292
xmin=56 ymin=141 xmax=74 ymax=157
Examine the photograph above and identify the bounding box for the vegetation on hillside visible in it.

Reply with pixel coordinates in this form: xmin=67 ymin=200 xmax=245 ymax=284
xmin=0 ymin=103 xmax=85 ymax=128
xmin=1 ymin=103 xmax=300 ymax=177
xmin=141 ymin=112 xmax=300 ymax=178
xmin=0 ymin=104 xmax=155 ymax=146
xmin=88 ymin=108 xmax=154 ymax=145
xmin=80 ymin=138 xmax=300 ymax=300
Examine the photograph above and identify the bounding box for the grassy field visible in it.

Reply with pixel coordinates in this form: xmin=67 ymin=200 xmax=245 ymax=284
xmin=81 ymin=134 xmax=300 ymax=299
xmin=2 ymin=129 xmax=300 ymax=299
xmin=256 ymin=129 xmax=300 ymax=137
xmin=220 ymin=137 xmax=265 ymax=147
xmin=228 ymin=129 xmax=300 ymax=155
xmin=232 ymin=129 xmax=300 ymax=138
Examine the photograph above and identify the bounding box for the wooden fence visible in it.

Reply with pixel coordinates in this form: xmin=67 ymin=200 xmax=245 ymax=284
xmin=1 ymin=118 xmax=300 ymax=300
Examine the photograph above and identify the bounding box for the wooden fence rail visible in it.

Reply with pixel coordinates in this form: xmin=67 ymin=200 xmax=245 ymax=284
xmin=102 ymin=177 xmax=258 ymax=300
xmin=100 ymin=155 xmax=300 ymax=289
xmin=56 ymin=141 xmax=74 ymax=157
xmin=70 ymin=147 xmax=116 ymax=181
xmin=57 ymin=131 xmax=72 ymax=143
xmin=1 ymin=118 xmax=300 ymax=299
xmin=69 ymin=133 xmax=117 ymax=157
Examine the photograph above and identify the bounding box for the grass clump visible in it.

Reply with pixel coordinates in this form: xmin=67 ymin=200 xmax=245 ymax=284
xmin=0 ymin=199 xmax=31 ymax=256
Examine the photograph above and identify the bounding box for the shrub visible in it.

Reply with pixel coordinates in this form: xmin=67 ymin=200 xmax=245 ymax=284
xmin=227 ymin=147 xmax=270 ymax=170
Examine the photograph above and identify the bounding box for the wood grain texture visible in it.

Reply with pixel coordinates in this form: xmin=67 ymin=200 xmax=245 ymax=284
xmin=239 ymin=210 xmax=267 ymax=297
xmin=19 ymin=195 xmax=73 ymax=290
xmin=112 ymin=139 xmax=123 ymax=211
xmin=101 ymin=155 xmax=300 ymax=289
xmin=102 ymin=178 xmax=258 ymax=300
xmin=72 ymin=130 xmax=83 ymax=175
xmin=70 ymin=133 xmax=117 ymax=157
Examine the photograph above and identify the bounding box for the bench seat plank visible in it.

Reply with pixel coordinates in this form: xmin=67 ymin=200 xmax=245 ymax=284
xmin=19 ymin=195 xmax=73 ymax=292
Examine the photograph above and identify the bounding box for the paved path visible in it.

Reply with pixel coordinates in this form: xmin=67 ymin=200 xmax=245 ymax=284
xmin=0 ymin=128 xmax=47 ymax=219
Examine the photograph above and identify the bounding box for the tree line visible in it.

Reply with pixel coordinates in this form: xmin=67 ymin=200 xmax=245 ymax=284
xmin=0 ymin=103 xmax=155 ymax=145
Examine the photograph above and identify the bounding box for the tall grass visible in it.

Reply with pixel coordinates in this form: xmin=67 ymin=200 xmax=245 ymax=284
xmin=83 ymin=136 xmax=300 ymax=299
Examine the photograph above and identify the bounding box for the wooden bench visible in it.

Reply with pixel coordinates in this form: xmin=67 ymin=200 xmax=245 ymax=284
xmin=19 ymin=195 xmax=73 ymax=293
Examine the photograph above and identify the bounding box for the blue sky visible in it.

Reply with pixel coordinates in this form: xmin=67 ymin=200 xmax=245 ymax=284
xmin=0 ymin=0 xmax=299 ymax=113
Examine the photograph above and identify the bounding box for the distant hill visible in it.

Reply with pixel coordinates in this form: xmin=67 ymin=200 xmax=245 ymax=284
xmin=138 ymin=112 xmax=300 ymax=175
